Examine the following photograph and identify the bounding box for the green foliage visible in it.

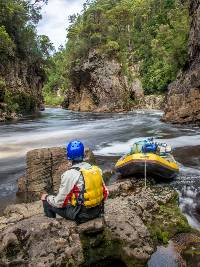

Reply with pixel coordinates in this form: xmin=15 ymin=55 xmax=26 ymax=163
xmin=103 ymin=40 xmax=120 ymax=55
xmin=0 ymin=77 xmax=6 ymax=102
xmin=0 ymin=0 xmax=53 ymax=64
xmin=44 ymin=93 xmax=64 ymax=107
xmin=0 ymin=26 xmax=15 ymax=59
xmin=4 ymin=90 xmax=36 ymax=114
xmin=141 ymin=5 xmax=189 ymax=93
xmin=43 ymin=48 xmax=69 ymax=97
xmin=0 ymin=0 xmax=54 ymax=115
xmin=51 ymin=0 xmax=189 ymax=95
xmin=4 ymin=90 xmax=20 ymax=113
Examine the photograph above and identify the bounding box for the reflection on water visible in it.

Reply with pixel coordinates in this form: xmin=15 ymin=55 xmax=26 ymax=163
xmin=148 ymin=241 xmax=180 ymax=267
xmin=0 ymin=108 xmax=200 ymax=225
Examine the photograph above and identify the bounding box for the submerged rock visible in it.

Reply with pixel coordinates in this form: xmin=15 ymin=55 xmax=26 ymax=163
xmin=0 ymin=181 xmax=194 ymax=267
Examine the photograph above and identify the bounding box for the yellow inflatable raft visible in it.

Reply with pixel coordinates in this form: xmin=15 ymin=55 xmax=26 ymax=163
xmin=115 ymin=153 xmax=179 ymax=179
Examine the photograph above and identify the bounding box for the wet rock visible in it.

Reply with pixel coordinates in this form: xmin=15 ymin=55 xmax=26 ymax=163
xmin=17 ymin=147 xmax=95 ymax=201
xmin=148 ymin=233 xmax=200 ymax=267
xmin=1 ymin=181 xmax=194 ymax=267
xmin=17 ymin=176 xmax=27 ymax=193
xmin=183 ymin=244 xmax=200 ymax=267
xmin=163 ymin=0 xmax=200 ymax=124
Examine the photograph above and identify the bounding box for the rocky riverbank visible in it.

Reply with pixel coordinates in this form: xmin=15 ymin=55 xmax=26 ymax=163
xmin=0 ymin=179 xmax=197 ymax=267
xmin=0 ymin=146 xmax=199 ymax=266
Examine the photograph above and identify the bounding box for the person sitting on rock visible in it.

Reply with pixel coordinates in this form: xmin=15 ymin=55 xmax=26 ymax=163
xmin=41 ymin=140 xmax=108 ymax=223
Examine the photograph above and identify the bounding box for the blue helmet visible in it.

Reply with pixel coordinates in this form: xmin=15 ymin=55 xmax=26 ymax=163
xmin=67 ymin=140 xmax=84 ymax=161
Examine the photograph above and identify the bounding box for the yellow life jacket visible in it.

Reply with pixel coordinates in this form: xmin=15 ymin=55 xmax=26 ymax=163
xmin=71 ymin=166 xmax=104 ymax=207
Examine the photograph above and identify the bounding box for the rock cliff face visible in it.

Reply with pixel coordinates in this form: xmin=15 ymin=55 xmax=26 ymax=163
xmin=0 ymin=59 xmax=45 ymax=121
xmin=163 ymin=0 xmax=200 ymax=124
xmin=64 ymin=51 xmax=145 ymax=112
xmin=0 ymin=180 xmax=193 ymax=267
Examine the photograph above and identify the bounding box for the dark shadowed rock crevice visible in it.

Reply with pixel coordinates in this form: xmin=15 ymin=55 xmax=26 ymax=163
xmin=163 ymin=0 xmax=200 ymax=124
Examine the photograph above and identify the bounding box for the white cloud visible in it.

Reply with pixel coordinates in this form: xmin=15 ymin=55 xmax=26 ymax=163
xmin=37 ymin=0 xmax=85 ymax=49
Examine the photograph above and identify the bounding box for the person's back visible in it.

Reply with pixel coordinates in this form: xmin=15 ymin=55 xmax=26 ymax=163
xmin=41 ymin=140 xmax=108 ymax=223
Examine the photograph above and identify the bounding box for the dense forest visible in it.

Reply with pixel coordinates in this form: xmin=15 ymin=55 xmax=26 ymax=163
xmin=0 ymin=0 xmax=191 ymax=114
xmin=0 ymin=0 xmax=53 ymax=119
xmin=44 ymin=0 xmax=190 ymax=105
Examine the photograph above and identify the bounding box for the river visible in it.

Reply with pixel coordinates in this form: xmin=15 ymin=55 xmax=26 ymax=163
xmin=0 ymin=108 xmax=200 ymax=228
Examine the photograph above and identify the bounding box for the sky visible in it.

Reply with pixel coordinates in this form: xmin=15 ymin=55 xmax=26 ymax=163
xmin=37 ymin=0 xmax=86 ymax=49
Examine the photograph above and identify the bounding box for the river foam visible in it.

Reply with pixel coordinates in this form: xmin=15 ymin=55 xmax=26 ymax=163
xmin=94 ymin=134 xmax=200 ymax=156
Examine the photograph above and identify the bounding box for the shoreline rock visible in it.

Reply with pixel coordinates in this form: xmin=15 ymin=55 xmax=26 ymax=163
xmin=0 ymin=110 xmax=44 ymax=123
xmin=3 ymin=146 xmax=198 ymax=266
xmin=0 ymin=180 xmax=195 ymax=267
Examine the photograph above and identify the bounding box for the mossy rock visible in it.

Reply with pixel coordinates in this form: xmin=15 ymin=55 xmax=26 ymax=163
xmin=147 ymin=193 xmax=192 ymax=245
xmin=80 ymin=228 xmax=145 ymax=267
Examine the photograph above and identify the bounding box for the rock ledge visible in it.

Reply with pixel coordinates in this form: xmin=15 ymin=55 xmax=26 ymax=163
xmin=0 ymin=181 xmax=192 ymax=267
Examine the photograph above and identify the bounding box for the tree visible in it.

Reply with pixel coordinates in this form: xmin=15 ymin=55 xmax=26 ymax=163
xmin=0 ymin=26 xmax=15 ymax=60
xmin=0 ymin=0 xmax=55 ymax=114
xmin=44 ymin=0 xmax=190 ymax=97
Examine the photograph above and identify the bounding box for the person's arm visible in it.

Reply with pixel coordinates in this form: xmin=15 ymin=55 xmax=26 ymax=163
xmin=46 ymin=169 xmax=80 ymax=208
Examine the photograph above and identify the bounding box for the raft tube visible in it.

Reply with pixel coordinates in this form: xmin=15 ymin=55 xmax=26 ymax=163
xmin=115 ymin=153 xmax=179 ymax=179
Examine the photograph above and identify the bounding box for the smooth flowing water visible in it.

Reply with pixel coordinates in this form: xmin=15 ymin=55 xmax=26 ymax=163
xmin=0 ymin=108 xmax=200 ymax=227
